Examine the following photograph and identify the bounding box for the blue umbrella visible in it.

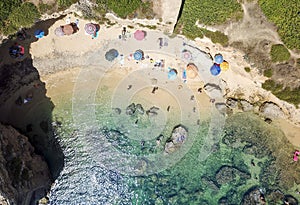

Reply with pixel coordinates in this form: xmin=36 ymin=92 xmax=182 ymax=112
xmin=210 ymin=64 xmax=221 ymax=76
xmin=214 ymin=54 xmax=223 ymax=64
xmin=134 ymin=50 xmax=143 ymax=60
xmin=168 ymin=68 xmax=178 ymax=80
xmin=105 ymin=49 xmax=119 ymax=61
xmin=34 ymin=30 xmax=44 ymax=39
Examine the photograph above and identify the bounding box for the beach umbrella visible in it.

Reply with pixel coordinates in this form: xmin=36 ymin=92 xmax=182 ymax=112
xmin=105 ymin=49 xmax=119 ymax=61
xmin=133 ymin=50 xmax=144 ymax=60
xmin=220 ymin=61 xmax=229 ymax=71
xmin=186 ymin=63 xmax=198 ymax=79
xmin=182 ymin=50 xmax=192 ymax=61
xmin=210 ymin=64 xmax=221 ymax=76
xmin=54 ymin=27 xmax=64 ymax=36
xmin=34 ymin=29 xmax=44 ymax=39
xmin=62 ymin=24 xmax=74 ymax=35
xmin=134 ymin=30 xmax=146 ymax=41
xmin=168 ymin=69 xmax=178 ymax=80
xmin=84 ymin=23 xmax=97 ymax=35
xmin=214 ymin=54 xmax=223 ymax=64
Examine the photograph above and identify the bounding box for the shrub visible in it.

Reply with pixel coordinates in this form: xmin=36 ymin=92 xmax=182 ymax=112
xmin=174 ymin=0 xmax=241 ymax=41
xmin=263 ymin=69 xmax=273 ymax=77
xmin=8 ymin=2 xmax=40 ymax=29
xmin=244 ymin=67 xmax=251 ymax=72
xmin=57 ymin=0 xmax=78 ymax=9
xmin=270 ymin=44 xmax=290 ymax=63
xmin=106 ymin=0 xmax=142 ymax=18
xmin=203 ymin=29 xmax=229 ymax=46
xmin=259 ymin=0 xmax=300 ymax=50
xmin=262 ymin=80 xmax=300 ymax=107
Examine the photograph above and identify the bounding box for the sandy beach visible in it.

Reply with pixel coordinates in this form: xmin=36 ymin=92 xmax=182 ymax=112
xmin=28 ymin=14 xmax=300 ymax=148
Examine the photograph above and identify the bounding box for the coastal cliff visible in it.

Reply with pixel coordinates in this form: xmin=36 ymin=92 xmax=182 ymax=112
xmin=0 ymin=123 xmax=51 ymax=205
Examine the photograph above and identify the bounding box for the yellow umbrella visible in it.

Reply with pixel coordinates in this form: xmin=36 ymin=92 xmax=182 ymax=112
xmin=186 ymin=63 xmax=198 ymax=79
xmin=220 ymin=61 xmax=229 ymax=71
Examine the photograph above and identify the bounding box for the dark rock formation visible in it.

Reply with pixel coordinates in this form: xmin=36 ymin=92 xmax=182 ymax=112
xmin=226 ymin=98 xmax=238 ymax=108
xmin=215 ymin=103 xmax=232 ymax=116
xmin=126 ymin=103 xmax=136 ymax=115
xmin=241 ymin=187 xmax=266 ymax=205
xmin=215 ymin=165 xmax=251 ymax=187
xmin=0 ymin=123 xmax=51 ymax=204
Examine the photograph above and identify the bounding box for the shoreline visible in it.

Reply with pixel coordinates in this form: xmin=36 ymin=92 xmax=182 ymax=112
xmin=28 ymin=14 xmax=300 ymax=145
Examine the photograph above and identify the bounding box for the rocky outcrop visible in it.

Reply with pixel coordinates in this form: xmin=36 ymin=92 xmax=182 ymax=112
xmin=0 ymin=123 xmax=51 ymax=205
xmin=241 ymin=187 xmax=266 ymax=205
xmin=259 ymin=102 xmax=285 ymax=119
xmin=215 ymin=165 xmax=251 ymax=187
xmin=164 ymin=125 xmax=187 ymax=153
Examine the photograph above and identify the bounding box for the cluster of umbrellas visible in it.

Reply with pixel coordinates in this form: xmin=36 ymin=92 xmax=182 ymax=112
xmin=9 ymin=43 xmax=24 ymax=59
xmin=210 ymin=54 xmax=229 ymax=76
xmin=55 ymin=23 xmax=79 ymax=36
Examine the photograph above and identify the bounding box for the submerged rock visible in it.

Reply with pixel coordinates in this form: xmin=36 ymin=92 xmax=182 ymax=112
xmin=126 ymin=103 xmax=136 ymax=115
xmin=112 ymin=107 xmax=121 ymax=115
xmin=241 ymin=187 xmax=266 ymax=205
xmin=215 ymin=165 xmax=251 ymax=186
xmin=164 ymin=125 xmax=188 ymax=154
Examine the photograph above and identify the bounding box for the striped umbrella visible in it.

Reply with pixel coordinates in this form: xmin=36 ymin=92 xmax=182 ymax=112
xmin=134 ymin=50 xmax=144 ymax=60
xmin=84 ymin=23 xmax=97 ymax=35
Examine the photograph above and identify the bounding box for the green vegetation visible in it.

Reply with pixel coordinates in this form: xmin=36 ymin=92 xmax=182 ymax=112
xmin=57 ymin=0 xmax=78 ymax=9
xmin=258 ymin=0 xmax=300 ymax=50
xmin=270 ymin=44 xmax=291 ymax=63
xmin=244 ymin=67 xmax=251 ymax=72
xmin=203 ymin=29 xmax=229 ymax=46
xmin=0 ymin=2 xmax=40 ymax=35
xmin=262 ymin=80 xmax=300 ymax=107
xmin=106 ymin=0 xmax=140 ymax=18
xmin=175 ymin=0 xmax=242 ymax=41
xmin=263 ymin=69 xmax=273 ymax=77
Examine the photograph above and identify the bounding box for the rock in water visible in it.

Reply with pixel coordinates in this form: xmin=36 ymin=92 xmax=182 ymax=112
xmin=164 ymin=125 xmax=188 ymax=154
xmin=126 ymin=103 xmax=136 ymax=115
xmin=136 ymin=104 xmax=144 ymax=115
xmin=112 ymin=108 xmax=121 ymax=115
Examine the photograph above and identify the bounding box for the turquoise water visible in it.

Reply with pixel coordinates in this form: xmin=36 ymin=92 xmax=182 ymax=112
xmin=48 ymin=87 xmax=300 ymax=204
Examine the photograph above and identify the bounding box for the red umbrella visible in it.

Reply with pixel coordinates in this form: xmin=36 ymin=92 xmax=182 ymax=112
xmin=134 ymin=30 xmax=146 ymax=41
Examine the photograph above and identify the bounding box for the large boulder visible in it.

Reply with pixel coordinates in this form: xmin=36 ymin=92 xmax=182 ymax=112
xmin=240 ymin=100 xmax=254 ymax=112
xmin=241 ymin=187 xmax=266 ymax=205
xmin=164 ymin=125 xmax=188 ymax=154
xmin=259 ymin=102 xmax=285 ymax=119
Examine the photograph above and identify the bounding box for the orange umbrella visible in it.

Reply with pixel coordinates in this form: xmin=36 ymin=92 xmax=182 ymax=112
xmin=220 ymin=61 xmax=229 ymax=71
xmin=186 ymin=63 xmax=198 ymax=79
xmin=62 ymin=24 xmax=74 ymax=35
